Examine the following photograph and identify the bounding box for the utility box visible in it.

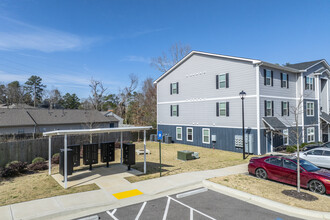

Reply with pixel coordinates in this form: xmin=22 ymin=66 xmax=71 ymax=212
xmin=177 ymin=150 xmax=194 ymax=161
xmin=123 ymin=143 xmax=135 ymax=169
xmin=83 ymin=143 xmax=98 ymax=168
xmin=165 ymin=136 xmax=172 ymax=144
xmin=101 ymin=142 xmax=115 ymax=167
xmin=68 ymin=144 xmax=80 ymax=167
xmin=211 ymin=135 xmax=217 ymax=142
xmin=59 ymin=148 xmax=73 ymax=176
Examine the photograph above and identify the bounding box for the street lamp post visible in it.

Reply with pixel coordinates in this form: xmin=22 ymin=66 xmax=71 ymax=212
xmin=239 ymin=90 xmax=246 ymax=160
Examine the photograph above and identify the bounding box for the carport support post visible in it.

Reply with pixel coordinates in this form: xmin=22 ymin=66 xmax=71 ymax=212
xmin=271 ymin=131 xmax=273 ymax=152
xmin=120 ymin=132 xmax=123 ymax=164
xmin=48 ymin=136 xmax=52 ymax=175
xmin=144 ymin=130 xmax=146 ymax=174
xmin=64 ymin=134 xmax=68 ymax=189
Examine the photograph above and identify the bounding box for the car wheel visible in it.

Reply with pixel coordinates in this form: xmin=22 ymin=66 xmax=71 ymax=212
xmin=309 ymin=180 xmax=326 ymax=194
xmin=255 ymin=168 xmax=267 ymax=179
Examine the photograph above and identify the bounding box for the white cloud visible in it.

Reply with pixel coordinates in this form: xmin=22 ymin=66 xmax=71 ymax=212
xmin=0 ymin=16 xmax=96 ymax=52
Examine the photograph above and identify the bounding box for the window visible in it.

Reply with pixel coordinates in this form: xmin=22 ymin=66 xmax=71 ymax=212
xmin=282 ymin=101 xmax=289 ymax=116
xmin=18 ymin=129 xmax=25 ymax=134
xmin=306 ymin=102 xmax=314 ymax=116
xmin=307 ymin=150 xmax=323 ymax=155
xmin=306 ymin=76 xmax=314 ymax=90
xmin=265 ymin=157 xmax=282 ymax=167
xmin=171 ymin=82 xmax=178 ymax=94
xmin=202 ymin=128 xmax=210 ymax=144
xmin=281 ymin=73 xmax=288 ymax=88
xmin=283 ymin=129 xmax=289 ymax=145
xmin=176 ymin=127 xmax=182 ymax=140
xmin=265 ymin=101 xmax=273 ymax=116
xmin=216 ymin=73 xmax=229 ymax=89
xmin=283 ymin=159 xmax=297 ymax=171
xmin=307 ymin=127 xmax=315 ymax=143
xmin=323 ymin=151 xmax=330 ymax=156
xmin=171 ymin=105 xmax=179 ymax=117
xmin=265 ymin=69 xmax=272 ymax=86
xmin=219 ymin=102 xmax=226 ymax=116
xmin=187 ymin=127 xmax=193 ymax=142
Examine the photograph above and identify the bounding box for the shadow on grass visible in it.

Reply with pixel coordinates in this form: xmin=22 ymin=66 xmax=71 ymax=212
xmin=131 ymin=161 xmax=174 ymax=175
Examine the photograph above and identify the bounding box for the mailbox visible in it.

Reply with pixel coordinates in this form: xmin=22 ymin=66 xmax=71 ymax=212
xmin=83 ymin=143 xmax=98 ymax=169
xmin=68 ymin=144 xmax=81 ymax=167
xmin=59 ymin=148 xmax=73 ymax=176
xmin=123 ymin=143 xmax=135 ymax=170
xmin=101 ymin=142 xmax=115 ymax=167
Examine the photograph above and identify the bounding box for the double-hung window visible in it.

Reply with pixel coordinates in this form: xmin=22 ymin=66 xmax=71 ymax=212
xmin=265 ymin=70 xmax=272 ymax=86
xmin=202 ymin=128 xmax=210 ymax=144
xmin=282 ymin=101 xmax=289 ymax=116
xmin=265 ymin=101 xmax=273 ymax=116
xmin=306 ymin=102 xmax=314 ymax=116
xmin=307 ymin=127 xmax=315 ymax=143
xmin=176 ymin=127 xmax=182 ymax=140
xmin=187 ymin=127 xmax=193 ymax=142
xmin=281 ymin=73 xmax=288 ymax=88
xmin=219 ymin=102 xmax=226 ymax=116
xmin=171 ymin=82 xmax=178 ymax=94
xmin=283 ymin=129 xmax=289 ymax=145
xmin=171 ymin=105 xmax=179 ymax=116
xmin=306 ymin=77 xmax=314 ymax=90
xmin=219 ymin=74 xmax=226 ymax=88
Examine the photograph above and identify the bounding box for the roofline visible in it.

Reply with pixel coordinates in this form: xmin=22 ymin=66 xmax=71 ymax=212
xmin=153 ymin=51 xmax=261 ymax=84
xmin=300 ymin=59 xmax=330 ymax=72
xmin=260 ymin=62 xmax=303 ymax=73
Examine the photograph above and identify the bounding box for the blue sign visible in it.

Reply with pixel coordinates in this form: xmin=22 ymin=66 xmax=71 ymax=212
xmin=157 ymin=131 xmax=163 ymax=140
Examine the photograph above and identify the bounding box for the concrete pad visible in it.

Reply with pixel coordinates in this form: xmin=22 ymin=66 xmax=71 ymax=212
xmin=0 ymin=206 xmax=12 ymax=220
xmin=11 ymin=197 xmax=61 ymax=220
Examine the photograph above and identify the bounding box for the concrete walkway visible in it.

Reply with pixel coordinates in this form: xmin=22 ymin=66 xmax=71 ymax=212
xmin=0 ymin=163 xmax=247 ymax=220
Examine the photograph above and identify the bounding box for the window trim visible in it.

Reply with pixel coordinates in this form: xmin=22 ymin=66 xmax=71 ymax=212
xmin=282 ymin=101 xmax=289 ymax=116
xmin=265 ymin=69 xmax=272 ymax=86
xmin=266 ymin=100 xmax=272 ymax=117
xmin=202 ymin=128 xmax=210 ymax=144
xmin=176 ymin=127 xmax=182 ymax=141
xmin=171 ymin=105 xmax=178 ymax=117
xmin=306 ymin=102 xmax=314 ymax=117
xmin=307 ymin=127 xmax=315 ymax=143
xmin=186 ymin=127 xmax=193 ymax=142
xmin=219 ymin=102 xmax=226 ymax=116
xmin=218 ymin=74 xmax=226 ymax=88
xmin=171 ymin=82 xmax=178 ymax=94
xmin=283 ymin=129 xmax=289 ymax=145
xmin=306 ymin=76 xmax=313 ymax=90
xmin=282 ymin=73 xmax=288 ymax=88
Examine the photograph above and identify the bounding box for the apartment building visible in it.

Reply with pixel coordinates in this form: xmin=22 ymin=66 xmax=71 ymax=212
xmin=154 ymin=51 xmax=330 ymax=155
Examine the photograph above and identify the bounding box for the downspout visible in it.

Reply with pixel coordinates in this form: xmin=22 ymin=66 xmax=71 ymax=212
xmin=255 ymin=62 xmax=262 ymax=155
xmin=301 ymin=72 xmax=305 ymax=143
xmin=26 ymin=111 xmax=37 ymax=139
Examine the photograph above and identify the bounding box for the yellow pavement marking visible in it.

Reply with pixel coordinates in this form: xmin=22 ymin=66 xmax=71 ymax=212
xmin=113 ymin=189 xmax=143 ymax=200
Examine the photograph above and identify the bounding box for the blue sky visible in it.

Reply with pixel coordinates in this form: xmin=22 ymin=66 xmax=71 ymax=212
xmin=0 ymin=0 xmax=329 ymax=98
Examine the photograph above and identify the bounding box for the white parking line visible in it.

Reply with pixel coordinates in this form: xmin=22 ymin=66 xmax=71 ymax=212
xmin=176 ymin=188 xmax=208 ymax=199
xmin=106 ymin=210 xmax=118 ymax=220
xmin=162 ymin=197 xmax=171 ymax=220
xmin=135 ymin=202 xmax=147 ymax=220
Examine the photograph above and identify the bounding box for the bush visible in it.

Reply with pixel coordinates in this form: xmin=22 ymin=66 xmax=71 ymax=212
xmin=0 ymin=167 xmax=19 ymax=177
xmin=52 ymin=153 xmax=60 ymax=164
xmin=27 ymin=162 xmax=48 ymax=171
xmin=1 ymin=161 xmax=28 ymax=177
xmin=32 ymin=157 xmax=45 ymax=164
xmin=286 ymin=145 xmax=297 ymax=153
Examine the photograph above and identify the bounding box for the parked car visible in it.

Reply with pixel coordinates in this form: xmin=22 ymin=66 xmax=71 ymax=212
xmin=298 ymin=147 xmax=330 ymax=169
xmin=248 ymin=155 xmax=330 ymax=194
xmin=302 ymin=142 xmax=330 ymax=151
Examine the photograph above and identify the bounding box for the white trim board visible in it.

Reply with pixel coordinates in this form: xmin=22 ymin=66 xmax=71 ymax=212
xmin=158 ymin=123 xmax=257 ymax=130
xmin=158 ymin=95 xmax=257 ymax=105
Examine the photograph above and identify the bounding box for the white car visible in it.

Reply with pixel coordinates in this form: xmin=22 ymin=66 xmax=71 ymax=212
xmin=298 ymin=147 xmax=330 ymax=169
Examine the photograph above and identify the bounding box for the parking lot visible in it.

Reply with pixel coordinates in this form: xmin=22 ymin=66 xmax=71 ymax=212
xmin=77 ymin=188 xmax=302 ymax=220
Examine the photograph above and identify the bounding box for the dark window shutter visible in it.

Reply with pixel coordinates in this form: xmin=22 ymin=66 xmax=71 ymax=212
xmin=264 ymin=100 xmax=267 ymax=116
xmin=216 ymin=75 xmax=219 ymax=89
xmin=287 ymin=74 xmax=289 ymax=88
xmin=170 ymin=105 xmax=172 ymax=116
xmin=271 ymin=71 xmax=274 ymax=86
xmin=304 ymin=76 xmax=307 ymax=90
xmin=280 ymin=73 xmax=283 ymax=88
xmin=177 ymin=105 xmax=179 ymax=117
xmin=264 ymin=69 xmax=266 ymax=85
xmin=287 ymin=102 xmax=290 ymax=116
xmin=216 ymin=102 xmax=219 ymax=117
xmin=170 ymin=84 xmax=172 ymax=95
xmin=177 ymin=82 xmax=179 ymax=94
xmin=272 ymin=101 xmax=274 ymax=116
xmin=226 ymin=102 xmax=229 ymax=117
xmin=226 ymin=73 xmax=229 ymax=88
xmin=281 ymin=101 xmax=283 ymax=116
xmin=313 ymin=78 xmax=315 ymax=91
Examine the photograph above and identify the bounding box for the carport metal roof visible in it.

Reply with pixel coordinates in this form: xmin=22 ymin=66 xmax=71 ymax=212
xmin=43 ymin=126 xmax=153 ymax=189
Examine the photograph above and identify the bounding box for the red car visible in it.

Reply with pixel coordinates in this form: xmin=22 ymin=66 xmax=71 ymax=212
xmin=248 ymin=155 xmax=330 ymax=194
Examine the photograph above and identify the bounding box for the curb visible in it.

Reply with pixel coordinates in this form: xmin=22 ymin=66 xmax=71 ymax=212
xmin=203 ymin=180 xmax=330 ymax=220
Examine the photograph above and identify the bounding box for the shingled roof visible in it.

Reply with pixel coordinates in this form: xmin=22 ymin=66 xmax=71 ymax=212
xmin=286 ymin=60 xmax=323 ymax=70
xmin=0 ymin=109 xmax=35 ymax=127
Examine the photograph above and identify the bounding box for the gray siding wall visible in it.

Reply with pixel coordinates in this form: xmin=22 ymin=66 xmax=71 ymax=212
xmin=302 ymin=62 xmax=327 ymax=99
xmin=0 ymin=126 xmax=35 ymax=135
xmin=304 ymin=99 xmax=318 ymax=125
xmin=320 ymin=79 xmax=328 ymax=113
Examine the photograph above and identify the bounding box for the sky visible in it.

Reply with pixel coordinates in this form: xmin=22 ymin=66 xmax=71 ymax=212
xmin=0 ymin=0 xmax=329 ymax=98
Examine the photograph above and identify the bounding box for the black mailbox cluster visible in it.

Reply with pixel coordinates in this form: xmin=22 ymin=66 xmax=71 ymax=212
xmin=123 ymin=143 xmax=135 ymax=170
xmin=68 ymin=144 xmax=81 ymax=167
xmin=101 ymin=142 xmax=115 ymax=167
xmin=59 ymin=148 xmax=73 ymax=176
xmin=83 ymin=143 xmax=98 ymax=170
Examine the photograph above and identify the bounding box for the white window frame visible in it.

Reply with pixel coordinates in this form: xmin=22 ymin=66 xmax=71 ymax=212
xmin=186 ymin=127 xmax=193 ymax=142
xmin=306 ymin=76 xmax=313 ymax=90
xmin=176 ymin=127 xmax=182 ymax=141
xmin=266 ymin=69 xmax=271 ymax=86
xmin=266 ymin=101 xmax=272 ymax=117
xmin=171 ymin=82 xmax=178 ymax=94
xmin=171 ymin=105 xmax=178 ymax=116
xmin=307 ymin=127 xmax=315 ymax=143
xmin=283 ymin=101 xmax=288 ymax=116
xmin=283 ymin=129 xmax=289 ymax=145
xmin=306 ymin=102 xmax=314 ymax=117
xmin=202 ymin=128 xmax=210 ymax=144
xmin=282 ymin=73 xmax=288 ymax=88
xmin=219 ymin=74 xmax=226 ymax=88
xmin=219 ymin=102 xmax=226 ymax=116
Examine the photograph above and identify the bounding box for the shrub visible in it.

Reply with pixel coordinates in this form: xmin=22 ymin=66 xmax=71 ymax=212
xmin=286 ymin=146 xmax=297 ymax=153
xmin=32 ymin=157 xmax=45 ymax=164
xmin=0 ymin=167 xmax=19 ymax=177
xmin=5 ymin=161 xmax=19 ymax=168
xmin=27 ymin=162 xmax=48 ymax=171
xmin=1 ymin=161 xmax=28 ymax=177
xmin=52 ymin=153 xmax=60 ymax=164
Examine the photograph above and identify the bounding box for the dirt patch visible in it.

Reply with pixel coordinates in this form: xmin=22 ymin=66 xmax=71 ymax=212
xmin=282 ymin=190 xmax=318 ymax=201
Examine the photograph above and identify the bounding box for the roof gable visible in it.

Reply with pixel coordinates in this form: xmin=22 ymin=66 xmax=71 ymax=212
xmin=286 ymin=59 xmax=329 ymax=71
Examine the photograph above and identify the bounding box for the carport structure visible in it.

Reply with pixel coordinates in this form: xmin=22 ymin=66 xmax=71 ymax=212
xmin=43 ymin=126 xmax=153 ymax=189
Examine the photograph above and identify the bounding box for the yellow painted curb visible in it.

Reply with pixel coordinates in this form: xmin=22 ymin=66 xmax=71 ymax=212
xmin=113 ymin=189 xmax=143 ymax=200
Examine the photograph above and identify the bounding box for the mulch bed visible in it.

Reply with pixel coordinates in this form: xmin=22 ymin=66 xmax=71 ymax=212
xmin=282 ymin=190 xmax=318 ymax=201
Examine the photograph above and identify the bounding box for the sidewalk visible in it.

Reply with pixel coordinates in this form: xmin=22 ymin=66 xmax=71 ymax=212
xmin=0 ymin=163 xmax=247 ymax=220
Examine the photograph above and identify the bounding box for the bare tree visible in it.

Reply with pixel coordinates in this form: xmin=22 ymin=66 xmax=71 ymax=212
xmin=45 ymin=89 xmax=62 ymax=109
xmin=89 ymin=78 xmax=107 ymax=111
xmin=151 ymin=42 xmax=191 ymax=73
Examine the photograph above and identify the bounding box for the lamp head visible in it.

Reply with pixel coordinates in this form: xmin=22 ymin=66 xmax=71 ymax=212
xmin=239 ymin=90 xmax=246 ymax=99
